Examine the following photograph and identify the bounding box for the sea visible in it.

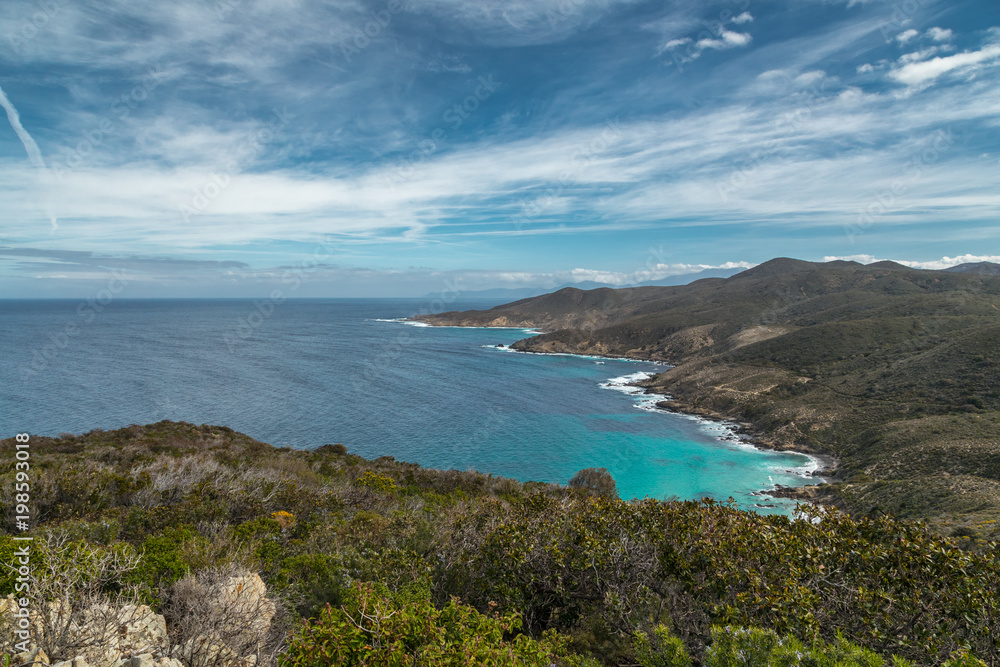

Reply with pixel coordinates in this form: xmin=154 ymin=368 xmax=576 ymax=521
xmin=0 ymin=298 xmax=820 ymax=514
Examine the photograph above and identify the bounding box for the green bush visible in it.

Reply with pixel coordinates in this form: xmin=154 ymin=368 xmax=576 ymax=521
xmin=942 ymin=650 xmax=989 ymax=667
xmin=634 ymin=625 xmax=692 ymax=667
xmin=281 ymin=581 xmax=596 ymax=666
xmin=569 ymin=468 xmax=618 ymax=498
xmin=276 ymin=553 xmax=347 ymax=617
xmin=703 ymin=626 xmax=916 ymax=667
xmin=128 ymin=526 xmax=199 ymax=604
xmin=355 ymin=471 xmax=398 ymax=493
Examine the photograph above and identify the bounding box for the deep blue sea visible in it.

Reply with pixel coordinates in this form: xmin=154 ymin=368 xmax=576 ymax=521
xmin=0 ymin=299 xmax=818 ymax=513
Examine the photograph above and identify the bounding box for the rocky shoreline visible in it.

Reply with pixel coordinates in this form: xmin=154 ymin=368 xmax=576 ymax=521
xmin=636 ymin=384 xmax=838 ymax=499
xmin=408 ymin=317 xmax=840 ymax=504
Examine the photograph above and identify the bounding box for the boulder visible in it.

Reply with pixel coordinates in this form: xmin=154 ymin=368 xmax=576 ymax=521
xmin=116 ymin=605 xmax=169 ymax=656
xmin=75 ymin=604 xmax=168 ymax=667
xmin=171 ymin=634 xmax=251 ymax=667
xmin=216 ymin=574 xmax=275 ymax=639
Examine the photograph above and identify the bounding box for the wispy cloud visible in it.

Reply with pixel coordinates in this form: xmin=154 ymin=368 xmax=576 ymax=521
xmin=890 ymin=33 xmax=1000 ymax=87
xmin=927 ymin=27 xmax=954 ymax=42
xmin=0 ymin=85 xmax=58 ymax=231
xmin=1 ymin=0 xmax=999 ymax=296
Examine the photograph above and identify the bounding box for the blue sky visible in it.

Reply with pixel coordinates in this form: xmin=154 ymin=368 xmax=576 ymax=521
xmin=1 ymin=0 xmax=999 ymax=297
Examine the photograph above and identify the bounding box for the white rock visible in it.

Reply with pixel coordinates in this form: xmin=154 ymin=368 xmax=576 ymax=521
xmin=217 ymin=574 xmax=275 ymax=638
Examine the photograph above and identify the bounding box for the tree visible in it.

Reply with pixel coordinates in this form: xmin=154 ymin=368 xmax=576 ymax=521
xmin=568 ymin=468 xmax=617 ymax=498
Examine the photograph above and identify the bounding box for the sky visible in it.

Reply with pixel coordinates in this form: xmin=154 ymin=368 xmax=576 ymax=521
xmin=0 ymin=0 xmax=999 ymax=298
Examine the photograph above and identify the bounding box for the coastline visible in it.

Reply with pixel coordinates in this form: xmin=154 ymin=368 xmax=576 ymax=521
xmin=499 ymin=345 xmax=836 ymax=507
xmin=402 ymin=316 xmax=836 ymax=505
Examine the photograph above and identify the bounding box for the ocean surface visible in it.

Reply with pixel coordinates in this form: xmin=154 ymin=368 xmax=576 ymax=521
xmin=0 ymin=299 xmax=819 ymax=513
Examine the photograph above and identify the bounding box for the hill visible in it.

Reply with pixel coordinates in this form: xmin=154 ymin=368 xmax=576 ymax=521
xmin=413 ymin=259 xmax=1000 ymax=537
xmin=944 ymin=261 xmax=1000 ymax=275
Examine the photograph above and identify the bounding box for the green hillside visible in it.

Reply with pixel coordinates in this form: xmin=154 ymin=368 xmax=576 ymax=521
xmin=416 ymin=259 xmax=1000 ymax=539
xmin=2 ymin=422 xmax=999 ymax=666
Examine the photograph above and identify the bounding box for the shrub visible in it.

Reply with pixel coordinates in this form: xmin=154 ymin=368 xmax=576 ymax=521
xmin=634 ymin=625 xmax=692 ymax=667
xmin=271 ymin=511 xmax=296 ymax=530
xmin=568 ymin=468 xmax=618 ymax=498
xmin=281 ymin=581 xmax=596 ymax=666
xmin=275 ymin=553 xmax=347 ymax=617
xmin=355 ymin=471 xmax=398 ymax=493
xmin=942 ymin=649 xmax=989 ymax=667
xmin=0 ymin=533 xmax=146 ymax=662
xmin=703 ymin=626 xmax=918 ymax=667
xmin=128 ymin=526 xmax=200 ymax=603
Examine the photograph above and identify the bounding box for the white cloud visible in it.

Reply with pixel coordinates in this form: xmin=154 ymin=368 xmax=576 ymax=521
xmin=6 ymin=61 xmax=1000 ymax=258
xmin=891 ymin=42 xmax=1000 ymax=86
xmin=663 ymin=37 xmax=691 ymax=50
xmin=856 ymin=63 xmax=874 ymax=73
xmin=927 ymin=27 xmax=953 ymax=42
xmin=896 ymin=29 xmax=919 ymax=45
xmin=822 ymin=255 xmax=880 ymax=264
xmin=897 ymin=255 xmax=1000 ymax=270
xmin=696 ymin=30 xmax=752 ymax=50
xmin=732 ymin=12 xmax=753 ymax=24
xmin=794 ymin=70 xmax=827 ymax=86
xmin=823 ymin=255 xmax=1000 ymax=270
xmin=564 ymin=261 xmax=755 ymax=285
xmin=898 ymin=47 xmax=941 ymax=65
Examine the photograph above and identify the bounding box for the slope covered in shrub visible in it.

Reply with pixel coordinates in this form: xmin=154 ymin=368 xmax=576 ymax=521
xmin=1 ymin=422 xmax=997 ymax=665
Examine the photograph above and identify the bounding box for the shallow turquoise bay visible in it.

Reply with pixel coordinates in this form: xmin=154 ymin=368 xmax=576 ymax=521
xmin=0 ymin=299 xmax=818 ymax=514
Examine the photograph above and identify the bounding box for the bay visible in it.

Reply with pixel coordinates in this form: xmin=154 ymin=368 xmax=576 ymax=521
xmin=0 ymin=298 xmax=818 ymax=513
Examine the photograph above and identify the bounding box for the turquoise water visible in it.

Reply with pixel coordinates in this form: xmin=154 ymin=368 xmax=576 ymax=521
xmin=0 ymin=299 xmax=818 ymax=513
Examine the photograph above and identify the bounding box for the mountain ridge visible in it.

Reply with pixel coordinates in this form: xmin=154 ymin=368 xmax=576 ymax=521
xmin=412 ymin=258 xmax=1000 ymax=535
xmin=420 ymin=267 xmax=745 ymax=301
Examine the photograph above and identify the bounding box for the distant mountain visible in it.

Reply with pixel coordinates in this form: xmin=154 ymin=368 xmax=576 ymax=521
xmin=424 ymin=268 xmax=745 ymax=300
xmin=627 ymin=266 xmax=745 ymax=286
xmin=413 ymin=257 xmax=1000 ymax=530
xmin=943 ymin=261 xmax=1000 ymax=275
xmin=426 ymin=281 xmax=613 ymax=301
